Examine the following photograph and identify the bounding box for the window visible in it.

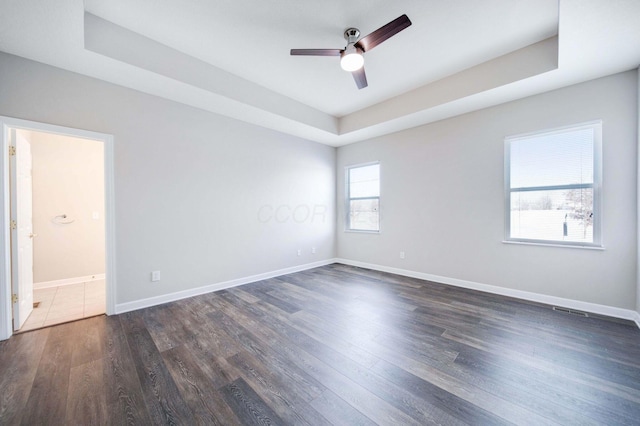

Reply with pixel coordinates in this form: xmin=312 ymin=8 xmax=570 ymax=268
xmin=505 ymin=121 xmax=602 ymax=247
xmin=346 ymin=162 xmax=380 ymax=232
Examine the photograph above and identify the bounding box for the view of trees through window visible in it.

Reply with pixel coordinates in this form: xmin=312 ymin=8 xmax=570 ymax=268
xmin=510 ymin=188 xmax=593 ymax=242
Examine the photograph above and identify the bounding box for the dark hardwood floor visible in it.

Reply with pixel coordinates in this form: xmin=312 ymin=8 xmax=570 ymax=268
xmin=1 ymin=263 xmax=639 ymax=425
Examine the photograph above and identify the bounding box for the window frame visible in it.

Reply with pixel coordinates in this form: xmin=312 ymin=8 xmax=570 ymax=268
xmin=504 ymin=120 xmax=603 ymax=248
xmin=345 ymin=161 xmax=381 ymax=233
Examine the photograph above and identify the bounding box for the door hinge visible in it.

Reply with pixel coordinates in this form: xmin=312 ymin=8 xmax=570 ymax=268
xmin=10 ymin=219 xmax=17 ymax=230
xmin=9 ymin=145 xmax=16 ymax=156
xmin=12 ymin=294 xmax=18 ymax=304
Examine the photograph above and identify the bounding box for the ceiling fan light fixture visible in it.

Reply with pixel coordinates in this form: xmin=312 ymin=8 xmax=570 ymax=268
xmin=290 ymin=15 xmax=412 ymax=89
xmin=340 ymin=46 xmax=364 ymax=72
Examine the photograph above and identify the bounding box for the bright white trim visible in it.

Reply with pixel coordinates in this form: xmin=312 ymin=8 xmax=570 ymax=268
xmin=345 ymin=161 xmax=381 ymax=233
xmin=501 ymin=240 xmax=605 ymax=250
xmin=504 ymin=120 xmax=604 ymax=142
xmin=0 ymin=124 xmax=12 ymax=340
xmin=335 ymin=258 xmax=640 ymax=328
xmin=504 ymin=120 xmax=603 ymax=248
xmin=633 ymin=311 xmax=640 ymax=329
xmin=0 ymin=116 xmax=116 ymax=341
xmin=34 ymin=273 xmax=105 ymax=289
xmin=103 ymin=133 xmax=116 ymax=316
xmin=115 ymin=259 xmax=337 ymax=314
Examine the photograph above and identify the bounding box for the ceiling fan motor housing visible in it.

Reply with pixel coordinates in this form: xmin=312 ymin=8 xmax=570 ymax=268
xmin=344 ymin=28 xmax=360 ymax=45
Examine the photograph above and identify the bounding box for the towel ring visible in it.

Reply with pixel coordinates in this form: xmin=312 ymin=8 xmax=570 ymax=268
xmin=52 ymin=214 xmax=75 ymax=225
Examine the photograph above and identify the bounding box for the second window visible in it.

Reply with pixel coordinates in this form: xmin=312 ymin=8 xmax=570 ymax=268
xmin=346 ymin=162 xmax=380 ymax=232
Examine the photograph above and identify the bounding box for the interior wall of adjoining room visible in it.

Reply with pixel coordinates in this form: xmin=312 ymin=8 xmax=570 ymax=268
xmin=26 ymin=130 xmax=105 ymax=284
xmin=0 ymin=51 xmax=336 ymax=307
xmin=337 ymin=70 xmax=638 ymax=310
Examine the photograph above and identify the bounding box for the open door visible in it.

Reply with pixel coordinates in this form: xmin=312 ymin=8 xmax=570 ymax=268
xmin=10 ymin=129 xmax=34 ymax=330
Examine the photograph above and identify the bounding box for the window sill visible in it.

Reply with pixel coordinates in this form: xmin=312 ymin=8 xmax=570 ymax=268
xmin=345 ymin=229 xmax=380 ymax=234
xmin=502 ymin=240 xmax=604 ymax=250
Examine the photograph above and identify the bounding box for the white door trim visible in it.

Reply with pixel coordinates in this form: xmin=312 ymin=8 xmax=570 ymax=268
xmin=11 ymin=131 xmax=35 ymax=329
xmin=0 ymin=116 xmax=116 ymax=340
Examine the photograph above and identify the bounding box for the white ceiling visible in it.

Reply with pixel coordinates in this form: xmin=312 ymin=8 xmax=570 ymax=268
xmin=0 ymin=0 xmax=639 ymax=146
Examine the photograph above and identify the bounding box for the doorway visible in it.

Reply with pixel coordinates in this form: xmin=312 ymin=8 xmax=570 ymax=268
xmin=19 ymin=129 xmax=106 ymax=331
xmin=0 ymin=117 xmax=116 ymax=340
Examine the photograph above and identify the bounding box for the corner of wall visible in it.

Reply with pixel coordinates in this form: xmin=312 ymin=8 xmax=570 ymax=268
xmin=637 ymin=66 xmax=640 ymax=318
xmin=333 ymin=146 xmax=340 ymax=260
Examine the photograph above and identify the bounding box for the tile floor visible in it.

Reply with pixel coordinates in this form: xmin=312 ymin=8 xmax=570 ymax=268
xmin=19 ymin=280 xmax=106 ymax=332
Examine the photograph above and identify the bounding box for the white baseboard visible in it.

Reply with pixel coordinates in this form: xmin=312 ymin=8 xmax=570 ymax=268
xmin=335 ymin=258 xmax=640 ymax=327
xmin=115 ymin=259 xmax=337 ymax=314
xmin=35 ymin=273 xmax=106 ymax=289
xmin=633 ymin=312 xmax=640 ymax=329
xmin=113 ymin=257 xmax=640 ymax=330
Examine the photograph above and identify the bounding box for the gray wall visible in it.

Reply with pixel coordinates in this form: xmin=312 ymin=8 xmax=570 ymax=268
xmin=338 ymin=71 xmax=638 ymax=310
xmin=0 ymin=52 xmax=336 ymax=305
xmin=1 ymin=50 xmax=637 ymax=312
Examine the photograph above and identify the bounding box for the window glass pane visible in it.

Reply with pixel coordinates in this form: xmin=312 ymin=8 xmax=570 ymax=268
xmin=510 ymin=189 xmax=593 ymax=243
xmin=510 ymin=128 xmax=594 ymax=188
xmin=349 ymin=164 xmax=380 ymax=198
xmin=349 ymin=199 xmax=379 ymax=231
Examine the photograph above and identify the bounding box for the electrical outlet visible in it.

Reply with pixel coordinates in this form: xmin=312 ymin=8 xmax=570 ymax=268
xmin=311 ymin=247 xmax=316 ymax=254
xmin=297 ymin=249 xmax=302 ymax=256
xmin=400 ymin=251 xmax=405 ymax=259
xmin=151 ymin=271 xmax=161 ymax=282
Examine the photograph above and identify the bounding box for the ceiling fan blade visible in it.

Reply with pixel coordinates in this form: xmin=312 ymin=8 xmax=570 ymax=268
xmin=355 ymin=14 xmax=412 ymax=52
xmin=352 ymin=67 xmax=368 ymax=89
xmin=290 ymin=49 xmax=342 ymax=56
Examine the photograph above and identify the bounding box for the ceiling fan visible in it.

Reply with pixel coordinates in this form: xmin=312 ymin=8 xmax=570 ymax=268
xmin=290 ymin=14 xmax=412 ymax=90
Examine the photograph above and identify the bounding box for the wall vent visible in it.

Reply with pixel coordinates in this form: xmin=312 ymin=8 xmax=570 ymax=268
xmin=553 ymin=306 xmax=588 ymax=317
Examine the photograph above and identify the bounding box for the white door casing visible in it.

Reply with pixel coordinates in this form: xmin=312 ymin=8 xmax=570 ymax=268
xmin=10 ymin=130 xmax=34 ymax=330
xmin=1 ymin=117 xmax=115 ymax=341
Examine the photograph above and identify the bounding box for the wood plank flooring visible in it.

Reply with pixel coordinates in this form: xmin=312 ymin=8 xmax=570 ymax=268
xmin=1 ymin=263 xmax=639 ymax=425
